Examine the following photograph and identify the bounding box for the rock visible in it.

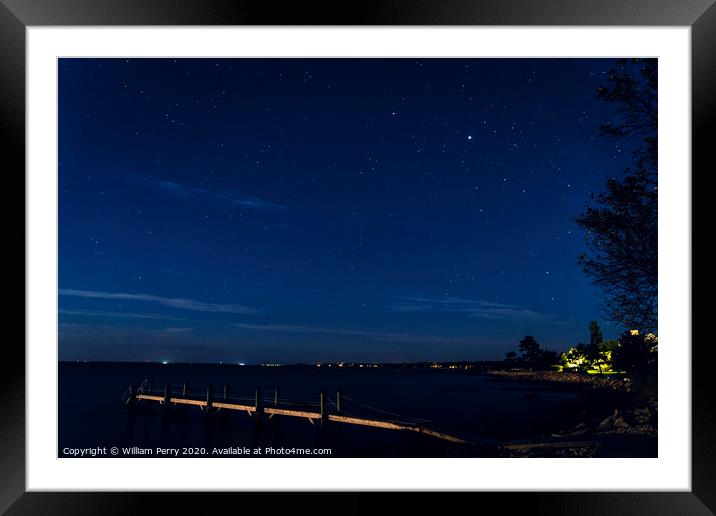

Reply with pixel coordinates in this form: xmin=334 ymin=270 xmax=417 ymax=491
xmin=597 ymin=419 xmax=611 ymax=431
xmin=622 ymin=378 xmax=633 ymax=392
xmin=612 ymin=417 xmax=631 ymax=430
xmin=597 ymin=409 xmax=622 ymax=431
xmin=501 ymin=440 xmax=598 ymax=458
xmin=632 ymin=407 xmax=652 ymax=424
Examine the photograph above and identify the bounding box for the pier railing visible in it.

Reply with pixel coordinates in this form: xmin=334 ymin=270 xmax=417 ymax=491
xmin=122 ymin=379 xmax=469 ymax=444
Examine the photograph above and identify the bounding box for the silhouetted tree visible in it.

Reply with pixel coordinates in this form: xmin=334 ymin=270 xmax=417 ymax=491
xmin=584 ymin=343 xmax=607 ymax=374
xmin=505 ymin=351 xmax=518 ymax=362
xmin=517 ymin=336 xmax=558 ymax=370
xmin=601 ymin=339 xmax=621 ymax=352
xmin=589 ymin=320 xmax=604 ymax=347
xmin=588 ymin=329 xmax=619 ymax=374
xmin=611 ymin=331 xmax=657 ymax=375
xmin=577 ymin=59 xmax=658 ymax=333
xmin=518 ymin=336 xmax=542 ymax=363
xmin=540 ymin=349 xmax=559 ymax=367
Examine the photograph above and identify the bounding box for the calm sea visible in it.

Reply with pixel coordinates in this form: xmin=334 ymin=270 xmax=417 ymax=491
xmin=58 ymin=362 xmax=577 ymax=458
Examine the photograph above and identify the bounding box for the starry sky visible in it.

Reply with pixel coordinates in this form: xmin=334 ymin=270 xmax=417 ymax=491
xmin=58 ymin=58 xmax=637 ymax=364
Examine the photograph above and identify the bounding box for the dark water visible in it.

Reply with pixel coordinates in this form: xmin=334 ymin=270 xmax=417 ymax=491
xmin=59 ymin=362 xmax=578 ymax=458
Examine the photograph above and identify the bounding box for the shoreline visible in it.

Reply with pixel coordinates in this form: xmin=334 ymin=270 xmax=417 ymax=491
xmin=487 ymin=369 xmax=631 ymax=392
xmin=488 ymin=369 xmax=656 ymax=457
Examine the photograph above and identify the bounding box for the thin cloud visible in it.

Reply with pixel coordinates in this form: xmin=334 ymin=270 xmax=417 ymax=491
xmin=59 ymin=289 xmax=260 ymax=314
xmin=234 ymin=323 xmax=481 ymax=345
xmin=165 ymin=327 xmax=192 ymax=333
xmin=235 ymin=323 xmax=367 ymax=336
xmin=390 ymin=295 xmax=548 ymax=322
xmin=59 ymin=309 xmax=188 ymax=321
xmin=132 ymin=174 xmax=285 ymax=211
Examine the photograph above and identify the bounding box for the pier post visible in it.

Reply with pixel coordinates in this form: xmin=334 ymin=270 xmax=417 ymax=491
xmin=320 ymin=391 xmax=327 ymax=427
xmin=183 ymin=382 xmax=188 ymax=397
xmin=164 ymin=382 xmax=171 ymax=405
xmin=274 ymin=386 xmax=280 ymax=406
xmin=336 ymin=390 xmax=342 ymax=414
xmin=126 ymin=380 xmax=134 ymax=406
xmin=223 ymin=384 xmax=229 ymax=401
xmin=206 ymin=385 xmax=213 ymax=412
xmin=147 ymin=379 xmax=153 ymax=395
xmin=255 ymin=388 xmax=263 ymax=417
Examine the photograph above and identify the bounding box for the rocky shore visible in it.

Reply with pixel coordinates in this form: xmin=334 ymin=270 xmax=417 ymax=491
xmin=488 ymin=369 xmax=656 ymax=457
xmin=487 ymin=369 xmax=631 ymax=391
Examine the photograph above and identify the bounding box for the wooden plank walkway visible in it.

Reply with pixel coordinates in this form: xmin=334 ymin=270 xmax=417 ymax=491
xmin=128 ymin=382 xmax=470 ymax=445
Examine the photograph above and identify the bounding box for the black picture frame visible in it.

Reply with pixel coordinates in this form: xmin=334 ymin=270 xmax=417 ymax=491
xmin=2 ymin=1 xmax=709 ymax=514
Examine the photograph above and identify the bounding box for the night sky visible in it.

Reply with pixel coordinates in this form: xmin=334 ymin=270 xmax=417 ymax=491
xmin=58 ymin=58 xmax=635 ymax=364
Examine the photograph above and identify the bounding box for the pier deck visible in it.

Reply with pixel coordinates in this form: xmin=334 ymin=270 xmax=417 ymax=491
xmin=126 ymin=380 xmax=469 ymax=445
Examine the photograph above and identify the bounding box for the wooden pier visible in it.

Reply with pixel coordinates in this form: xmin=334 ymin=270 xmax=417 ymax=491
xmin=123 ymin=380 xmax=469 ymax=445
